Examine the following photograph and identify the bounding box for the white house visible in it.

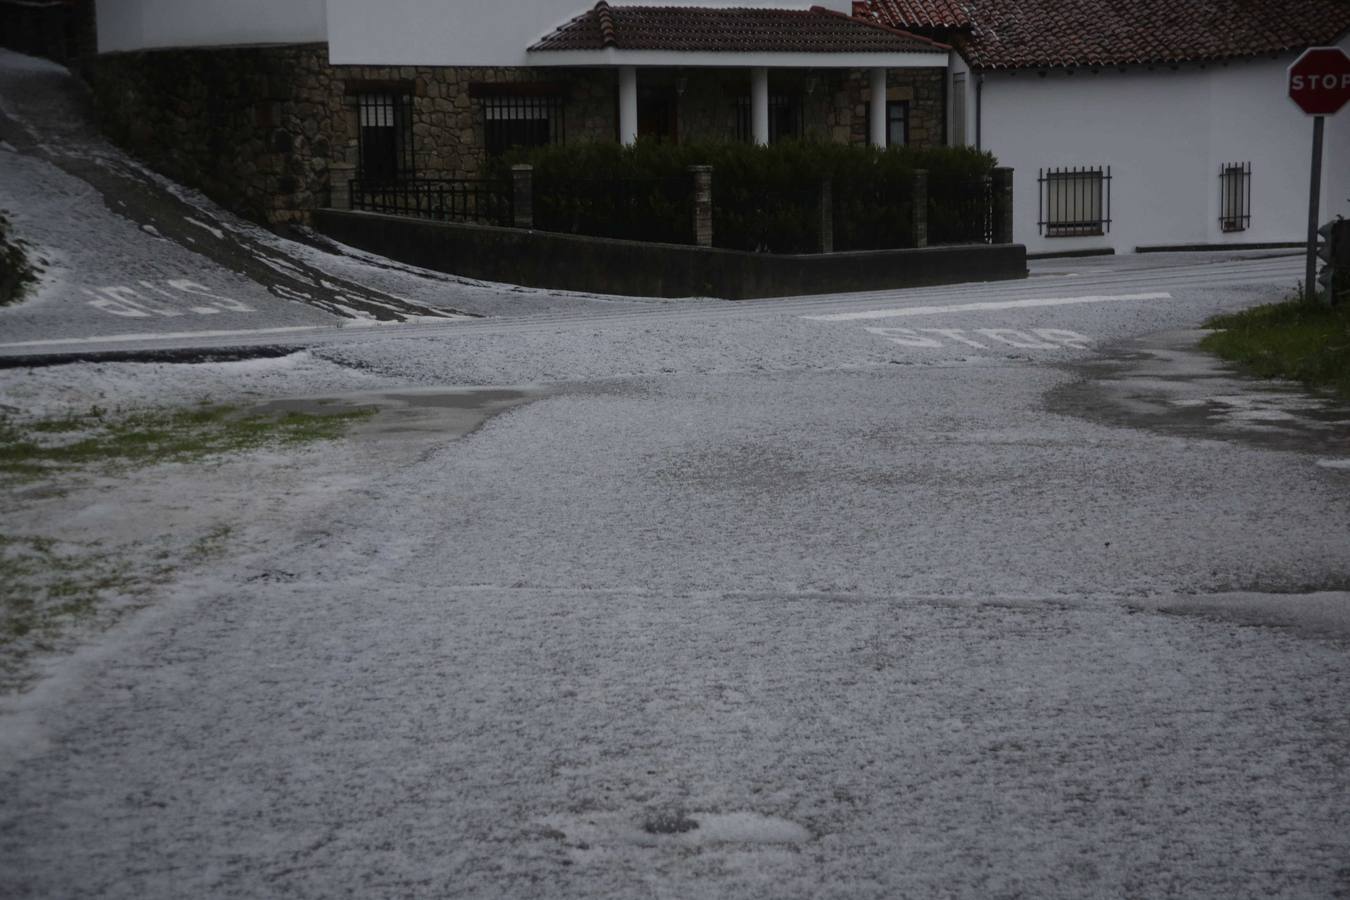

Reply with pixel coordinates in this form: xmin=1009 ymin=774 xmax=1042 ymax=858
xmin=865 ymin=0 xmax=1350 ymax=255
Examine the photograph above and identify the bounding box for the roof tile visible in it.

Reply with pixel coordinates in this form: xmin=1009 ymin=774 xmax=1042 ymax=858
xmin=862 ymin=0 xmax=1350 ymax=69
xmin=531 ymin=3 xmax=948 ymax=54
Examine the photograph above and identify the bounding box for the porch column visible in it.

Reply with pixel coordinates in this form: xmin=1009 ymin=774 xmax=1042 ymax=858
xmin=869 ymin=67 xmax=888 ymax=147
xmin=751 ymin=67 xmax=770 ymax=146
xmin=619 ymin=66 xmax=639 ymax=146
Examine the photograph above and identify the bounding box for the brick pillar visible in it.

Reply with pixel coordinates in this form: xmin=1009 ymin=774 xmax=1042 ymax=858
xmin=911 ymin=168 xmax=928 ymax=249
xmin=819 ymin=177 xmax=834 ymax=254
xmin=512 ymin=164 xmax=534 ymax=229
xmin=991 ymin=167 xmax=1014 ymax=244
xmin=690 ymin=165 xmax=713 ymax=247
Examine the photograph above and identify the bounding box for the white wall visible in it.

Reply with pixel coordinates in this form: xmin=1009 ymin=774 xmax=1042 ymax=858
xmin=326 ymin=0 xmax=852 ymax=67
xmin=98 ymin=0 xmax=327 ymax=52
xmin=982 ymin=41 xmax=1350 ymax=255
xmin=947 ymin=50 xmax=974 ymax=146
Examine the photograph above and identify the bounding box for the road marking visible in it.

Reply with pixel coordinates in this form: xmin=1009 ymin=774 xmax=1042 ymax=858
xmin=82 ymin=280 xmax=255 ymax=318
xmin=802 ymin=292 xmax=1172 ymax=322
xmin=0 ymin=326 xmax=326 ymax=349
xmin=865 ymin=327 xmax=1093 ymax=351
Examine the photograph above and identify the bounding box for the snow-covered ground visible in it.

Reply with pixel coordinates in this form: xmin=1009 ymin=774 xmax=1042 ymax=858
xmin=1 ymin=48 xmax=1348 ymax=900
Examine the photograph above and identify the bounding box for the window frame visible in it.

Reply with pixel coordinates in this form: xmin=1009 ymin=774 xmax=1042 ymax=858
xmin=356 ymin=91 xmax=415 ymax=185
xmin=1038 ymin=165 xmax=1112 ymax=237
xmin=472 ymin=86 xmax=567 ymax=158
xmin=886 ymin=99 xmax=910 ymax=148
xmin=1219 ymin=161 xmax=1252 ymax=232
xmin=735 ymin=94 xmax=804 ymax=144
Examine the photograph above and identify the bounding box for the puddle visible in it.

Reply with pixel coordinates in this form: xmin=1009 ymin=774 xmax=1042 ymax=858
xmin=1049 ymin=329 xmax=1350 ymax=458
xmin=247 ymin=386 xmax=538 ymax=441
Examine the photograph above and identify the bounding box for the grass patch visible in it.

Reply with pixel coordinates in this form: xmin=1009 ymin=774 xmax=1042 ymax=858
xmin=0 ymin=403 xmax=375 ymax=484
xmin=1200 ymin=293 xmax=1350 ymax=398
xmin=0 ymin=535 xmax=135 ymax=647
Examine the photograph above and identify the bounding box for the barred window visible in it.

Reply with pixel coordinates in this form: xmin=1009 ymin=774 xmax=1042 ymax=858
xmin=481 ymin=95 xmax=565 ymax=157
xmin=1039 ymin=166 xmax=1112 ymax=237
xmin=735 ymin=94 xmax=803 ymax=143
xmin=1219 ymin=162 xmax=1251 ymax=232
xmin=358 ymin=93 xmax=414 ymax=183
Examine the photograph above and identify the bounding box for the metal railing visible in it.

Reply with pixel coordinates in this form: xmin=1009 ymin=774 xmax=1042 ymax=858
xmin=349 ymin=179 xmax=512 ymax=226
xmin=532 ymin=174 xmax=694 ymax=245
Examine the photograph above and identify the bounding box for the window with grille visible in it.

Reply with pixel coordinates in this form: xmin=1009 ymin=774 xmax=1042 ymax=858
xmin=358 ymin=93 xmax=414 ymax=184
xmin=1039 ymin=166 xmax=1112 ymax=237
xmin=481 ymin=94 xmax=565 ymax=157
xmin=1219 ymin=162 xmax=1251 ymax=232
xmin=951 ymin=72 xmax=967 ymax=146
xmin=735 ymin=95 xmax=803 ymax=143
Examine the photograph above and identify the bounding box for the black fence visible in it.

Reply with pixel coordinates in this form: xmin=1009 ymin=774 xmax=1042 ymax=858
xmin=931 ymin=175 xmax=994 ymax=245
xmin=347 ymin=170 xmax=1009 ymax=253
xmin=349 ymin=179 xmax=512 ymax=226
xmin=533 ymin=174 xmax=694 ymax=245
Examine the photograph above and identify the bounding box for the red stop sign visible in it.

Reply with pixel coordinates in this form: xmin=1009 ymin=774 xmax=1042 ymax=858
xmin=1288 ymin=46 xmax=1350 ymax=116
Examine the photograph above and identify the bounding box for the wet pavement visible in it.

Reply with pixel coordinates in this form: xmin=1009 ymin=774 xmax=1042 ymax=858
xmin=1050 ymin=327 xmax=1350 ymax=459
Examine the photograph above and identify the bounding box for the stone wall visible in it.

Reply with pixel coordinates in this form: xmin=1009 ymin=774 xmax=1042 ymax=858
xmin=93 ymin=45 xmax=618 ymax=225
xmin=827 ymin=68 xmax=946 ymax=146
xmin=91 ymin=44 xmax=948 ymax=227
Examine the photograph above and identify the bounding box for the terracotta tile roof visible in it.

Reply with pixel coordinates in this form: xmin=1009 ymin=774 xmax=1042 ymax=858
xmin=861 ymin=0 xmax=1350 ymax=69
xmin=530 ymin=3 xmax=948 ymax=54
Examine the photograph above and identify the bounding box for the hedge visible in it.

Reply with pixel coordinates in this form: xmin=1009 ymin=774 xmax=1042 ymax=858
xmin=498 ymin=140 xmax=998 ymax=253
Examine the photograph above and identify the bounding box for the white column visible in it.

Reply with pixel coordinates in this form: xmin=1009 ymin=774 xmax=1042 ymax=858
xmin=751 ymin=67 xmax=770 ymax=146
xmin=619 ymin=66 xmax=638 ymax=146
xmin=869 ymin=66 xmax=888 ymax=147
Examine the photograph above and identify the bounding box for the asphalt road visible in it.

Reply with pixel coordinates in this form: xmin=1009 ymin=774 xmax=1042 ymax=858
xmin=3 ymin=48 xmax=1349 ymax=900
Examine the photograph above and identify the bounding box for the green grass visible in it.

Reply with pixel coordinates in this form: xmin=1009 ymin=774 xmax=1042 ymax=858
xmin=0 ymin=535 xmax=136 ymax=646
xmin=0 ymin=403 xmax=375 ymax=483
xmin=1200 ymin=293 xmax=1350 ymax=398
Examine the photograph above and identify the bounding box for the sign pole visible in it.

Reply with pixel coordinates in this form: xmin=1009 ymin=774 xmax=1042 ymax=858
xmin=1306 ymin=115 xmax=1325 ymax=303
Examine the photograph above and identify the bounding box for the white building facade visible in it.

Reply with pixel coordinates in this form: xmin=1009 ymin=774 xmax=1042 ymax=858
xmin=872 ymin=0 xmax=1350 ymax=255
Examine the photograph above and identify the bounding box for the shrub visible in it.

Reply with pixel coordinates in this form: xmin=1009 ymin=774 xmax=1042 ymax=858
xmin=499 ymin=140 xmax=997 ymax=253
xmin=0 ymin=213 xmax=40 ymax=306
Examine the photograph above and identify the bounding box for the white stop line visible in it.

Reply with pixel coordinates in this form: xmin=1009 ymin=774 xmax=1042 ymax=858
xmin=801 ymin=292 xmax=1172 ymax=323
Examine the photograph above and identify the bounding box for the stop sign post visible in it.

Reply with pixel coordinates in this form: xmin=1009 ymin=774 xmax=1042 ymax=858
xmin=1289 ymin=47 xmax=1350 ymax=302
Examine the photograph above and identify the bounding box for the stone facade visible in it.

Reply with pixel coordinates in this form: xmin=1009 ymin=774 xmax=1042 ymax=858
xmin=92 ymin=44 xmax=948 ymax=226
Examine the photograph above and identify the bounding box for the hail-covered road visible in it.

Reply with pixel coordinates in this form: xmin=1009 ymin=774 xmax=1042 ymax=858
xmin=2 ymin=50 xmax=1348 ymax=900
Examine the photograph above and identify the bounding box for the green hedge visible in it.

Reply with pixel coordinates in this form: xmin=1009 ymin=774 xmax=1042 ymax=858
xmin=0 ymin=213 xmax=39 ymax=307
xmin=498 ymin=140 xmax=998 ymax=253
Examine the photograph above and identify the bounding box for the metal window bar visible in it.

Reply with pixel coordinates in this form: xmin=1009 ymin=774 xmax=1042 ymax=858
xmin=357 ymin=93 xmax=415 ymax=183
xmin=735 ymin=95 xmax=804 ymax=143
xmin=1038 ymin=166 xmax=1111 ymax=236
xmin=482 ymin=95 xmax=565 ymax=157
xmin=1219 ymin=161 xmax=1251 ymax=232
xmin=349 ymin=178 xmax=513 ymax=226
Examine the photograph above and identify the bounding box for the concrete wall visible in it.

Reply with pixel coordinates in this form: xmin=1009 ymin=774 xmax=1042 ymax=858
xmin=980 ymin=38 xmax=1350 ymax=254
xmin=325 ymin=0 xmax=857 ymax=67
xmin=97 ymin=0 xmax=326 ymax=52
xmin=314 ymin=208 xmax=1026 ymax=299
